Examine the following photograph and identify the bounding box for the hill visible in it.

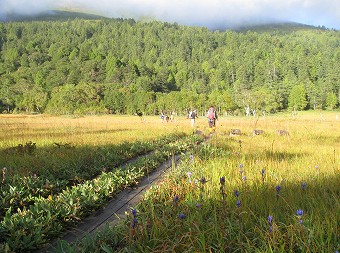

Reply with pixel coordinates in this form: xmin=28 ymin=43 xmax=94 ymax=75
xmin=0 ymin=10 xmax=107 ymax=22
xmin=0 ymin=11 xmax=339 ymax=115
xmin=233 ymin=22 xmax=329 ymax=33
xmin=1 ymin=10 xmax=331 ymax=33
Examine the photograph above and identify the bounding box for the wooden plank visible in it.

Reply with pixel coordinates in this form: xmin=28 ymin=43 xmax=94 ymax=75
xmin=38 ymin=155 xmax=180 ymax=252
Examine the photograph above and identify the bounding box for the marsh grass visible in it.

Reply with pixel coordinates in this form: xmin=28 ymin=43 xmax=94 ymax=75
xmin=65 ymin=111 xmax=339 ymax=252
xmin=0 ymin=115 xmax=193 ymax=176
xmin=0 ymin=112 xmax=339 ymax=252
xmin=0 ymin=114 xmax=192 ymax=147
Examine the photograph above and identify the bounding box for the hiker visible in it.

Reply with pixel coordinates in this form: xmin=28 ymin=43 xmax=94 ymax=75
xmin=189 ymin=109 xmax=197 ymax=128
xmin=207 ymin=106 xmax=218 ymax=134
xmin=170 ymin=111 xmax=175 ymax=122
xmin=160 ymin=112 xmax=165 ymax=123
xmin=136 ymin=110 xmax=143 ymax=121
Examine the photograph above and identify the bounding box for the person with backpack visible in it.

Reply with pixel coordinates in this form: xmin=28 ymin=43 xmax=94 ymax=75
xmin=207 ymin=106 xmax=218 ymax=134
xmin=189 ymin=109 xmax=197 ymax=128
xmin=160 ymin=112 xmax=165 ymax=123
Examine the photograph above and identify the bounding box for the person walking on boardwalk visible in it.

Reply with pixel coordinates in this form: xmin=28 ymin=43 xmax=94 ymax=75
xmin=207 ymin=106 xmax=218 ymax=134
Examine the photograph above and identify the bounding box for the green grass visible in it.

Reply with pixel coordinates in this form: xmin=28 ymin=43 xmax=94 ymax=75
xmin=60 ymin=112 xmax=339 ymax=252
xmin=0 ymin=113 xmax=339 ymax=252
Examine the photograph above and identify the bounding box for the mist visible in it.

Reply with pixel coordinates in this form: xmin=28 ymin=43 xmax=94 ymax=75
xmin=0 ymin=0 xmax=339 ymax=30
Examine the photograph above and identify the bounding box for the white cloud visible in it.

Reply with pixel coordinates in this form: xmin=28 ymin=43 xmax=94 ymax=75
xmin=0 ymin=0 xmax=339 ymax=29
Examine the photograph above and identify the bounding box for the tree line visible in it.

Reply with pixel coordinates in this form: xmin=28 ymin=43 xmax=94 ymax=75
xmin=0 ymin=18 xmax=339 ymax=116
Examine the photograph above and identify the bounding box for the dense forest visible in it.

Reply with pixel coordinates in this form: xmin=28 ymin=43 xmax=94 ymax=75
xmin=0 ymin=15 xmax=339 ymax=116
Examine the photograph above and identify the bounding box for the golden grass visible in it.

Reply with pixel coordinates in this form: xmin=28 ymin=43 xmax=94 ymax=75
xmin=0 ymin=114 xmax=194 ymax=148
xmin=209 ymin=111 xmax=340 ymax=185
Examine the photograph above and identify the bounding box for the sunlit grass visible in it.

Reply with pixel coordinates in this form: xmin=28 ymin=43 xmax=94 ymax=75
xmin=0 ymin=114 xmax=194 ymax=178
xmin=0 ymin=114 xmax=193 ymax=148
xmin=64 ymin=111 xmax=339 ymax=252
xmin=0 ymin=112 xmax=339 ymax=252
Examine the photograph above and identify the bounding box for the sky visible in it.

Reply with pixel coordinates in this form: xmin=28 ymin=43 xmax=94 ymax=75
xmin=0 ymin=0 xmax=339 ymax=30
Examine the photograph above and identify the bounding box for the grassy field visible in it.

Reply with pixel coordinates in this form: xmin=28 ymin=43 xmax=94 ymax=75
xmin=0 ymin=114 xmax=202 ymax=252
xmin=0 ymin=114 xmax=195 ymax=177
xmin=0 ymin=114 xmax=194 ymax=147
xmin=55 ymin=111 xmax=339 ymax=253
xmin=0 ymin=112 xmax=339 ymax=252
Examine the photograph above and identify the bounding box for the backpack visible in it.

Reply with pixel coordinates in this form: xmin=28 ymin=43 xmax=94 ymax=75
xmin=207 ymin=107 xmax=216 ymax=120
xmin=188 ymin=111 xmax=193 ymax=118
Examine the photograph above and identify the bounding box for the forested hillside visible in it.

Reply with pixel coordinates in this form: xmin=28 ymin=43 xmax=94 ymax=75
xmin=0 ymin=17 xmax=339 ymax=115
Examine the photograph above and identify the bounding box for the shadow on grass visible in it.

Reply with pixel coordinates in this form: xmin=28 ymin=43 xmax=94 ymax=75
xmin=0 ymin=139 xmax=153 ymax=183
xmin=56 ymin=162 xmax=340 ymax=253
xmin=1 ymin=128 xmax=131 ymax=141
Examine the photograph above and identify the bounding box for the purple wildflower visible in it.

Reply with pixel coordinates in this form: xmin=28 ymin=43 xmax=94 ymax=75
xmin=261 ymin=168 xmax=266 ymax=176
xmin=196 ymin=203 xmax=201 ymax=208
xmin=234 ymin=190 xmax=239 ymax=197
xmin=236 ymin=200 xmax=241 ymax=207
xmin=276 ymin=185 xmax=282 ymax=199
xmin=132 ymin=218 xmax=138 ymax=228
xmin=296 ymin=209 xmax=304 ymax=216
xmin=268 ymin=215 xmax=273 ymax=225
xmin=173 ymin=195 xmax=179 ymax=204
xmin=190 ymin=154 xmax=194 ymax=162
xmin=299 ymin=219 xmax=303 ymax=224
xmin=239 ymin=164 xmax=244 ymax=169
xmin=301 ymin=182 xmax=307 ymax=190
xmin=132 ymin=209 xmax=137 ymax=217
xmin=261 ymin=169 xmax=266 ymax=183
xmin=179 ymin=213 xmax=185 ymax=219
xmin=242 ymin=175 xmax=247 ymax=181
xmin=220 ymin=176 xmax=225 ymax=185
xmin=276 ymin=185 xmax=281 ymax=192
xmin=187 ymin=171 xmax=192 ymax=183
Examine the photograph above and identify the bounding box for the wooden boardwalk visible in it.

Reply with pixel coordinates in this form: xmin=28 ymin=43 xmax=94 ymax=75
xmin=37 ymin=155 xmax=181 ymax=253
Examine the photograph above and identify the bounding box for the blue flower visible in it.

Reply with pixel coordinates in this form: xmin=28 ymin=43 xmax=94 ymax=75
xmin=132 ymin=218 xmax=138 ymax=228
xmin=132 ymin=209 xmax=137 ymax=218
xmin=239 ymin=164 xmax=244 ymax=169
xmin=276 ymin=185 xmax=281 ymax=193
xmin=236 ymin=200 xmax=241 ymax=207
xmin=261 ymin=168 xmax=266 ymax=176
xmin=196 ymin=203 xmax=201 ymax=208
xmin=301 ymin=182 xmax=307 ymax=190
xmin=220 ymin=176 xmax=225 ymax=184
xmin=268 ymin=215 xmax=273 ymax=225
xmin=296 ymin=209 xmax=304 ymax=216
xmin=234 ymin=190 xmax=239 ymax=197
xmin=173 ymin=195 xmax=179 ymax=203
xmin=179 ymin=213 xmax=185 ymax=219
